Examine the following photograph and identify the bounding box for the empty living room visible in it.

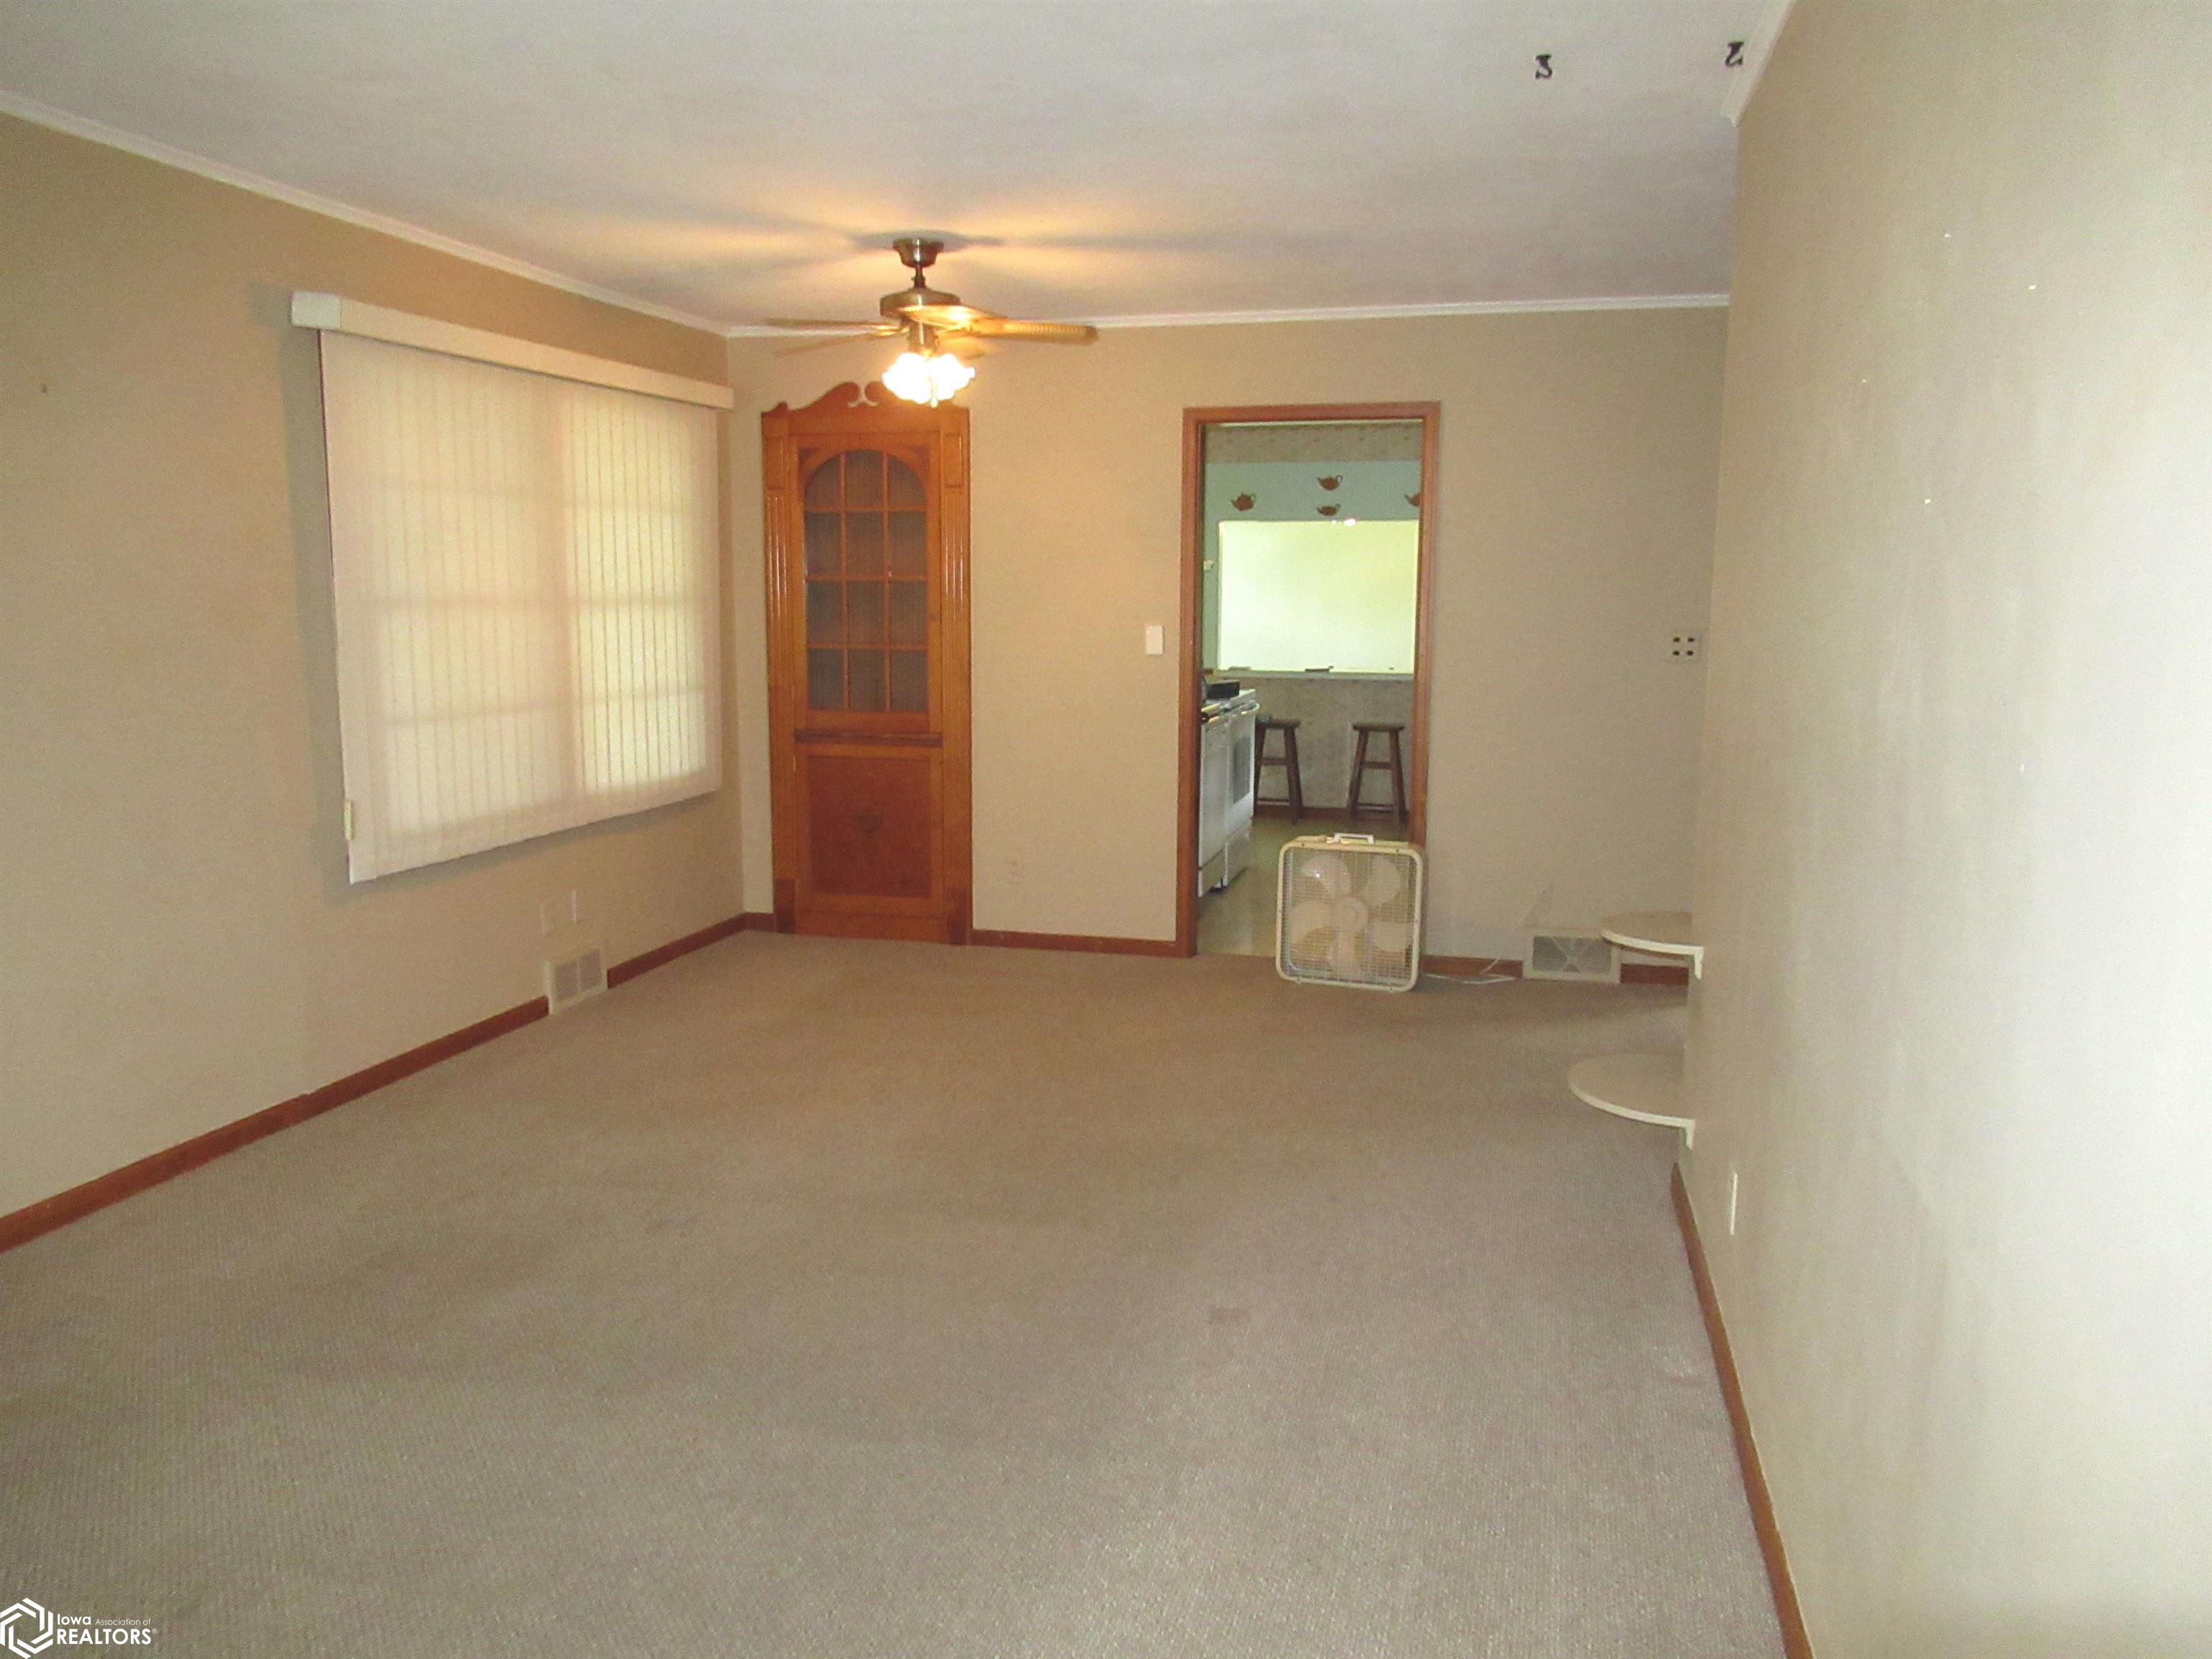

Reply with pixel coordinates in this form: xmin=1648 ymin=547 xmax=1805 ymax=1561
xmin=3 ymin=3 xmax=2207 ymax=1655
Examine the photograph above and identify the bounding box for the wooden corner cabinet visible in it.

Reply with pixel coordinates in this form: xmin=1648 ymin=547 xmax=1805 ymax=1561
xmin=760 ymin=382 xmax=972 ymax=943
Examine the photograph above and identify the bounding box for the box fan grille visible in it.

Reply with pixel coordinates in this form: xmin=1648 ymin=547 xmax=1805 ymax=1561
xmin=1276 ymin=835 xmax=1425 ymax=992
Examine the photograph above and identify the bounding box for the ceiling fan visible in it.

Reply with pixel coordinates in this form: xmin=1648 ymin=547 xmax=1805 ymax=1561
xmin=765 ymin=237 xmax=1097 ymax=405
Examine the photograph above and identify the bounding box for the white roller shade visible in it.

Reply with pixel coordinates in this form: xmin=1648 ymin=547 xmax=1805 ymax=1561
xmin=318 ymin=331 xmax=721 ymax=882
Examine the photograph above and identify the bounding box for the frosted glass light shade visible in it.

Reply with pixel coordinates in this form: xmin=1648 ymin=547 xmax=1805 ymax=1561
xmin=884 ymin=349 xmax=975 ymax=406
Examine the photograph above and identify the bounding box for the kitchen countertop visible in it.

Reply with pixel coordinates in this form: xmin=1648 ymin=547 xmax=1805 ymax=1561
xmin=1211 ymin=670 xmax=1413 ymax=683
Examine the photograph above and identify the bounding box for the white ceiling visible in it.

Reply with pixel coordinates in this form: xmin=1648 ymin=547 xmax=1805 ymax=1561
xmin=0 ymin=1 xmax=1766 ymax=333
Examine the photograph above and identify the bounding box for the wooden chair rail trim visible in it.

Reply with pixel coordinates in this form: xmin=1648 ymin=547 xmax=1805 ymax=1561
xmin=0 ymin=912 xmax=774 ymax=1256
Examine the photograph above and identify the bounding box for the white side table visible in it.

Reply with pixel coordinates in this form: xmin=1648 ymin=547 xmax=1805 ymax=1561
xmin=1594 ymin=910 xmax=1702 ymax=977
xmin=1565 ymin=911 xmax=1701 ymax=1144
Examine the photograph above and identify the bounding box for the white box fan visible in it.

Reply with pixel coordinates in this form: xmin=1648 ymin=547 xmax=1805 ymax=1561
xmin=1276 ymin=834 xmax=1425 ymax=992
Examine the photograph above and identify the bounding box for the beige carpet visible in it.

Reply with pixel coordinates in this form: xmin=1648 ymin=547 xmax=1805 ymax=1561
xmin=0 ymin=936 xmax=1780 ymax=1657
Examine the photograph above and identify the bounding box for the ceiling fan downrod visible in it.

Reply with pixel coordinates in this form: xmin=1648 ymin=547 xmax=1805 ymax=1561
xmin=882 ymin=237 xmax=959 ymax=318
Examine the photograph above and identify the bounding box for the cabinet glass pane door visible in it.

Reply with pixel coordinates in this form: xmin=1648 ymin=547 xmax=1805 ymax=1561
xmin=801 ymin=450 xmax=928 ymax=713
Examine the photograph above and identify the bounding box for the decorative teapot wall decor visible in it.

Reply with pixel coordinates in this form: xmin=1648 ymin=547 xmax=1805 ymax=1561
xmin=1317 ymin=476 xmax=1342 ymax=491
xmin=1231 ymin=493 xmax=1256 ymax=511
xmin=1316 ymin=503 xmax=1341 ymax=517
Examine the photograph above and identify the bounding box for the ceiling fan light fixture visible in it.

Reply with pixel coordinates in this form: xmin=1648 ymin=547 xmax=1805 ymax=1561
xmin=770 ymin=240 xmax=1094 ymax=382
xmin=884 ymin=348 xmax=974 ymax=406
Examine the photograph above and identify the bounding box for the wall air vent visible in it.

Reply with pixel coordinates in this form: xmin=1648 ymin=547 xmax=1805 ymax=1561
xmin=544 ymin=948 xmax=607 ymax=1014
xmin=1525 ymin=931 xmax=1619 ymax=983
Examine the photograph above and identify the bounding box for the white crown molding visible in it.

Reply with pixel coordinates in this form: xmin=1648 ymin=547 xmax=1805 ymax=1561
xmin=727 ymin=324 xmax=876 ymax=338
xmin=727 ymin=292 xmax=1728 ymax=339
xmin=6 ymin=91 xmax=1732 ymax=343
xmin=1725 ymin=0 xmax=1797 ymax=126
xmin=0 ymin=91 xmax=729 ymax=336
xmin=1081 ymin=294 xmax=1729 ymax=328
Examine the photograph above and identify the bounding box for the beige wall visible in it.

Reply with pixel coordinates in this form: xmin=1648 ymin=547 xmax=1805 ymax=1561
xmin=1684 ymin=5 xmax=2212 ymax=1655
xmin=729 ymin=308 xmax=1725 ymax=952
xmin=0 ymin=116 xmax=745 ymax=1215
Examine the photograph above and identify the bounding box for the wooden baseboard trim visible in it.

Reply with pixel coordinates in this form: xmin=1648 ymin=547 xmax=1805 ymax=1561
xmin=1253 ymin=805 xmax=1415 ymax=829
xmin=1419 ymin=956 xmax=1690 ymax=988
xmin=1422 ymin=954 xmax=1525 ymax=979
xmin=604 ymin=911 xmax=770 ymax=987
xmin=1673 ymin=1166 xmax=1813 ymax=1658
xmin=0 ymin=911 xmax=768 ymax=1257
xmin=0 ymin=996 xmax=544 ymax=1256
xmin=971 ymin=929 xmax=1184 ymax=958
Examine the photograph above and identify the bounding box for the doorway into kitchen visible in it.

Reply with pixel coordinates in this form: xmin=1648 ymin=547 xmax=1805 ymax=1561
xmin=1176 ymin=404 xmax=1438 ymax=958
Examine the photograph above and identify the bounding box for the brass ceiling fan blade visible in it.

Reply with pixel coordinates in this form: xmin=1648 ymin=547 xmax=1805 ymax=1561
xmin=959 ymin=316 xmax=1100 ymax=345
xmin=792 ymin=243 xmax=1097 ymax=376
xmin=775 ymin=331 xmax=896 ymax=356
xmin=901 ymin=302 xmax=999 ymax=331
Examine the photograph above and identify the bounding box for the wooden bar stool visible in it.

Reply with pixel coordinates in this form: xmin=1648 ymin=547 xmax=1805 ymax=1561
xmin=1254 ymin=717 xmax=1305 ymax=820
xmin=1346 ymin=721 xmax=1408 ymax=824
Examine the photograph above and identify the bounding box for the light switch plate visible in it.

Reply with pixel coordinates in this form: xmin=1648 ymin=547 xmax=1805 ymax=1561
xmin=1144 ymin=624 xmax=1166 ymax=656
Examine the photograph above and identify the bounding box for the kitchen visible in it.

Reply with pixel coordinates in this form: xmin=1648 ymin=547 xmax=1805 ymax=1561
xmin=1192 ymin=418 xmax=1426 ymax=957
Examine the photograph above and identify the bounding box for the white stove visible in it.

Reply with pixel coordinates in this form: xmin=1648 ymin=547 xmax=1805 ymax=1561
xmin=1197 ymin=690 xmax=1260 ymax=895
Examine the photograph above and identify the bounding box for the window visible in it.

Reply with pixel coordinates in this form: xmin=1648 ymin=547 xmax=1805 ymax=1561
xmin=1215 ymin=520 xmax=1419 ymax=674
xmin=318 ymin=330 xmax=721 ymax=881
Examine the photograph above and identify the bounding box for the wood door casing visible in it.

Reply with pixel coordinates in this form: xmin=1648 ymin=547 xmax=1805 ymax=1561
xmin=1174 ymin=403 xmax=1441 ymax=956
xmin=763 ymin=382 xmax=971 ymax=943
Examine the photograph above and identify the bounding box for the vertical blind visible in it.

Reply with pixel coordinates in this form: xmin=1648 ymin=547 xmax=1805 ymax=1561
xmin=319 ymin=332 xmax=721 ymax=882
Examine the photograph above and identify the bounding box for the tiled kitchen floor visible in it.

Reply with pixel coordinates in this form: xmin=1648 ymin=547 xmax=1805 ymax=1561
xmin=1197 ymin=817 xmax=1300 ymax=957
xmin=1198 ymin=814 xmax=1414 ymax=957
